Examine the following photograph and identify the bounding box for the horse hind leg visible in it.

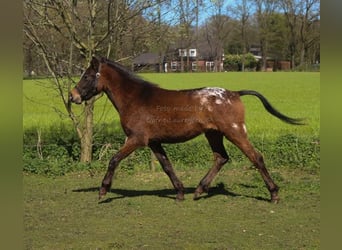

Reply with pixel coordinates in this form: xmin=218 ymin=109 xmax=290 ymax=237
xmin=224 ymin=124 xmax=279 ymax=203
xmin=194 ymin=130 xmax=229 ymax=200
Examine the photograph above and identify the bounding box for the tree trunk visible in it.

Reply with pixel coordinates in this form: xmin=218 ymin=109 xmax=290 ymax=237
xmin=186 ymin=50 xmax=190 ymax=72
xmin=300 ymin=44 xmax=305 ymax=68
xmin=80 ymin=97 xmax=95 ymax=163
xmin=260 ymin=40 xmax=267 ymax=71
xmin=291 ymin=55 xmax=294 ymax=70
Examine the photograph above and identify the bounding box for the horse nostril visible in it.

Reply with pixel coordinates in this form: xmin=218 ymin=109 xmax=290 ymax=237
xmin=70 ymin=88 xmax=82 ymax=104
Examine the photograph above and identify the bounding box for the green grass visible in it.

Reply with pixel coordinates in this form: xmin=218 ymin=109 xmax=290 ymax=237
xmin=23 ymin=72 xmax=320 ymax=138
xmin=23 ymin=72 xmax=320 ymax=174
xmin=24 ymin=168 xmax=320 ymax=249
xmin=24 ymin=72 xmax=320 ymax=248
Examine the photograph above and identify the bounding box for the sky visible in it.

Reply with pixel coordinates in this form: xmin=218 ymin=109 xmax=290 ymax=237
xmin=145 ymin=0 xmax=320 ymax=26
xmin=144 ymin=0 xmax=232 ymax=26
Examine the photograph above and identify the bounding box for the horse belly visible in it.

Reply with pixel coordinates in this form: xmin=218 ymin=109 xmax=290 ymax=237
xmin=156 ymin=130 xmax=202 ymax=144
xmin=148 ymin=120 xmax=203 ymax=143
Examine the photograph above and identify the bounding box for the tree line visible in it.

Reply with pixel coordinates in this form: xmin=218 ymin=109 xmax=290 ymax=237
xmin=23 ymin=0 xmax=320 ymax=163
xmin=24 ymin=0 xmax=320 ymax=76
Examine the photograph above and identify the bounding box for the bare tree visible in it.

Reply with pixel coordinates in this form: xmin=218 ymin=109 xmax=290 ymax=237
xmin=253 ymin=0 xmax=279 ymax=71
xmin=177 ymin=0 xmax=197 ymax=72
xmin=23 ymin=0 xmax=161 ymax=163
xmin=280 ymin=0 xmax=300 ymax=69
xmin=229 ymin=0 xmax=252 ymax=71
xmin=143 ymin=0 xmax=174 ymax=72
xmin=204 ymin=0 xmax=231 ymax=71
xmin=280 ymin=0 xmax=319 ymax=69
xmin=24 ymin=0 xmax=98 ymax=163
xmin=297 ymin=0 xmax=320 ymax=68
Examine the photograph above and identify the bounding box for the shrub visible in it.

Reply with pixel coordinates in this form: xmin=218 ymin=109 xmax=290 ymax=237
xmin=272 ymin=134 xmax=320 ymax=171
xmin=224 ymin=53 xmax=257 ymax=71
xmin=23 ymin=122 xmax=320 ymax=177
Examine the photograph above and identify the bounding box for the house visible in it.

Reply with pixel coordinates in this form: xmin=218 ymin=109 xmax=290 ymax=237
xmin=166 ymin=48 xmax=224 ymax=72
xmin=133 ymin=47 xmax=225 ymax=73
xmin=249 ymin=45 xmax=291 ymax=71
xmin=132 ymin=52 xmax=165 ymax=72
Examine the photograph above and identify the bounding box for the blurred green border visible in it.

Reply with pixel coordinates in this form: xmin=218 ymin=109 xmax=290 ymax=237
xmin=0 ymin=1 xmax=22 ymax=249
xmin=321 ymin=1 xmax=342 ymax=249
xmin=1 ymin=0 xmax=339 ymax=249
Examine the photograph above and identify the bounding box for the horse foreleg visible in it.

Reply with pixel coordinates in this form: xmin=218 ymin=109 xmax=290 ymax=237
xmin=99 ymin=137 xmax=141 ymax=199
xmin=194 ymin=131 xmax=229 ymax=200
xmin=149 ymin=142 xmax=185 ymax=201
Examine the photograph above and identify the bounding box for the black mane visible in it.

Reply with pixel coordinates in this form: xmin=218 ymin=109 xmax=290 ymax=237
xmin=103 ymin=58 xmax=159 ymax=88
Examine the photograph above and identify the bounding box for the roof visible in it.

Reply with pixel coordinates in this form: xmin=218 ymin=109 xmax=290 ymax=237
xmin=133 ymin=53 xmax=163 ymax=65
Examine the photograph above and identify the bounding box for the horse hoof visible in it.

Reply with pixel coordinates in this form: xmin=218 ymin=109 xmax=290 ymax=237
xmin=271 ymin=198 xmax=280 ymax=204
xmin=193 ymin=191 xmax=201 ymax=200
xmin=176 ymin=193 xmax=185 ymax=202
xmin=271 ymin=196 xmax=280 ymax=204
xmin=194 ymin=185 xmax=207 ymax=200
xmin=98 ymin=187 xmax=107 ymax=200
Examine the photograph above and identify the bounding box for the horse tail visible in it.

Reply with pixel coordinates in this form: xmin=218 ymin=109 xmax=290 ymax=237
xmin=237 ymin=90 xmax=305 ymax=125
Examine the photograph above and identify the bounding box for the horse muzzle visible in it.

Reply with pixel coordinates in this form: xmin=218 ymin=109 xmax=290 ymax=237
xmin=69 ymin=88 xmax=82 ymax=104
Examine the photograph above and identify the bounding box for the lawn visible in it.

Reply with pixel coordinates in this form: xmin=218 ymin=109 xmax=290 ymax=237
xmin=23 ymin=72 xmax=320 ymax=138
xmin=24 ymin=72 xmax=320 ymax=249
xmin=24 ymin=167 xmax=319 ymax=249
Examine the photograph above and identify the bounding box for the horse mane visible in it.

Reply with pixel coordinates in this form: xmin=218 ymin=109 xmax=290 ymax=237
xmin=102 ymin=58 xmax=159 ymax=89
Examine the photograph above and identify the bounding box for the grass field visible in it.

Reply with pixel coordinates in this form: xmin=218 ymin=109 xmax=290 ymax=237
xmin=24 ymin=72 xmax=320 ymax=249
xmin=24 ymin=168 xmax=319 ymax=249
xmin=23 ymin=72 xmax=320 ymax=137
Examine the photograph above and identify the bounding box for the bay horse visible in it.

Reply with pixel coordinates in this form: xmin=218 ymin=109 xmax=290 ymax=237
xmin=69 ymin=56 xmax=303 ymax=203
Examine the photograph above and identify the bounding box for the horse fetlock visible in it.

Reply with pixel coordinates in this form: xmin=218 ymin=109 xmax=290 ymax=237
xmin=99 ymin=182 xmax=111 ymax=199
xmin=176 ymin=192 xmax=185 ymax=201
xmin=271 ymin=197 xmax=280 ymax=204
xmin=270 ymin=191 xmax=280 ymax=204
xmin=99 ymin=187 xmax=108 ymax=200
xmin=175 ymin=184 xmax=185 ymax=201
xmin=193 ymin=191 xmax=201 ymax=200
xmin=193 ymin=184 xmax=209 ymax=200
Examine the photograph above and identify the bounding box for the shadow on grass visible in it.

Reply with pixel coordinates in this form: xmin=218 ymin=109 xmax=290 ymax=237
xmin=73 ymin=182 xmax=269 ymax=203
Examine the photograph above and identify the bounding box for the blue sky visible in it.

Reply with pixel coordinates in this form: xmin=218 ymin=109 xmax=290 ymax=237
xmin=144 ymin=0 xmax=232 ymax=26
xmin=144 ymin=0 xmax=320 ymax=26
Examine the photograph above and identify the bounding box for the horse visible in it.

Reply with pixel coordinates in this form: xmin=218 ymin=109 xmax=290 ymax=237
xmin=69 ymin=56 xmax=304 ymax=203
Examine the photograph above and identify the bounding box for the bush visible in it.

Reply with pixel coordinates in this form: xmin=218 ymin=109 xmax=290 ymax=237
xmin=271 ymin=134 xmax=320 ymax=171
xmin=23 ymin=124 xmax=320 ymax=176
xmin=224 ymin=53 xmax=257 ymax=71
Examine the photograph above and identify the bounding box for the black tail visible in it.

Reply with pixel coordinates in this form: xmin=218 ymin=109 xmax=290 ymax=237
xmin=238 ymin=90 xmax=305 ymax=125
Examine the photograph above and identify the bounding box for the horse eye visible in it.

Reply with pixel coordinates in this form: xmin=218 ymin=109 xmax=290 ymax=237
xmin=96 ymin=72 xmax=101 ymax=78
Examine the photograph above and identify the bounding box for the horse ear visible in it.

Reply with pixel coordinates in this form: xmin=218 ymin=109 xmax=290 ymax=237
xmin=90 ymin=56 xmax=100 ymax=70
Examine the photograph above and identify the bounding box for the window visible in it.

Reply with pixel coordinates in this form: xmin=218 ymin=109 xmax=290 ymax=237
xmin=178 ymin=49 xmax=187 ymax=57
xmin=192 ymin=62 xmax=197 ymax=71
xmin=206 ymin=61 xmax=214 ymax=72
xmin=189 ymin=49 xmax=197 ymax=57
xmin=171 ymin=61 xmax=178 ymax=71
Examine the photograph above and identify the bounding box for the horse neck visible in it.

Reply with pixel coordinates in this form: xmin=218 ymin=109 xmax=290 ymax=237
xmin=103 ymin=72 xmax=142 ymax=115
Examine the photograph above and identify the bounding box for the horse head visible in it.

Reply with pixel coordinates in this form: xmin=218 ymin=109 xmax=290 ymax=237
xmin=69 ymin=56 xmax=105 ymax=104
